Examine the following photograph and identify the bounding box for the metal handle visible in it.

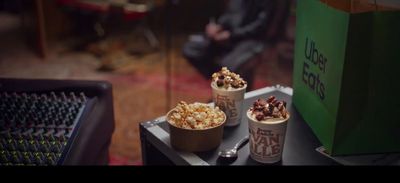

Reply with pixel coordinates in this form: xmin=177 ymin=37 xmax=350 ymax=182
xmin=233 ymin=136 xmax=249 ymax=150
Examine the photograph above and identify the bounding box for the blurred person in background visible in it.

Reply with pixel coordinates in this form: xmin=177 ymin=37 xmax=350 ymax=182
xmin=183 ymin=0 xmax=284 ymax=90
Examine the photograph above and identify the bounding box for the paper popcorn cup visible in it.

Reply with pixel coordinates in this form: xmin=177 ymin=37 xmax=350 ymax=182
xmin=247 ymin=110 xmax=289 ymax=164
xmin=211 ymin=83 xmax=247 ymax=127
xmin=166 ymin=108 xmax=226 ymax=152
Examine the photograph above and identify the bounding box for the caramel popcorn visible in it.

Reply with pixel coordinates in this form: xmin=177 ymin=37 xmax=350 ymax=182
xmin=249 ymin=96 xmax=289 ymax=122
xmin=212 ymin=67 xmax=247 ymax=89
xmin=168 ymin=101 xmax=226 ymax=129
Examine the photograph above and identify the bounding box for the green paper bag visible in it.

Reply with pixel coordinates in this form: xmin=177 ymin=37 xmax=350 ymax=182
xmin=292 ymin=0 xmax=400 ymax=156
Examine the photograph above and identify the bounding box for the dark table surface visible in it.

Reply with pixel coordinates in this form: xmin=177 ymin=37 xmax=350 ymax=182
xmin=140 ymin=86 xmax=338 ymax=165
xmin=140 ymin=86 xmax=400 ymax=165
xmin=159 ymin=88 xmax=333 ymax=165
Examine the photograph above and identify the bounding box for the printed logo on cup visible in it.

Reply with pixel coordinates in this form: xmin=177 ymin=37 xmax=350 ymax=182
xmin=249 ymin=127 xmax=282 ymax=158
xmin=215 ymin=94 xmax=238 ymax=119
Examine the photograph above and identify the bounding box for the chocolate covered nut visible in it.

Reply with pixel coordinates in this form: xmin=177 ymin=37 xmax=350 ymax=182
xmin=282 ymin=111 xmax=288 ymax=118
xmin=263 ymin=107 xmax=271 ymax=116
xmin=268 ymin=103 xmax=274 ymax=113
xmin=267 ymin=96 xmax=276 ymax=103
xmin=253 ymin=101 xmax=259 ymax=108
xmin=255 ymin=113 xmax=264 ymax=121
xmin=254 ymin=104 xmax=264 ymax=111
xmin=252 ymin=101 xmax=258 ymax=108
xmin=258 ymin=99 xmax=267 ymax=106
xmin=216 ymin=79 xmax=224 ymax=87
xmin=272 ymin=107 xmax=281 ymax=118
xmin=278 ymin=103 xmax=284 ymax=111
xmin=272 ymin=99 xmax=279 ymax=107
xmin=253 ymin=99 xmax=266 ymax=111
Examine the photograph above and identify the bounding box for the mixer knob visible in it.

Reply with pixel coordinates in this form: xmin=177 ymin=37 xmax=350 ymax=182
xmin=54 ymin=140 xmax=62 ymax=148
xmin=4 ymin=132 xmax=11 ymax=139
xmin=69 ymin=92 xmax=77 ymax=102
xmin=50 ymin=92 xmax=57 ymax=101
xmin=22 ymin=143 xmax=28 ymax=152
xmin=40 ymin=141 xmax=50 ymax=152
xmin=37 ymin=134 xmax=44 ymax=141
xmin=1 ymin=154 xmax=8 ymax=162
xmin=60 ymin=92 xmax=67 ymax=101
xmin=12 ymin=154 xmax=20 ymax=164
xmin=31 ymin=143 xmax=39 ymax=152
xmin=1 ymin=139 xmax=8 ymax=148
xmin=40 ymin=94 xmax=48 ymax=101
xmin=47 ymin=156 xmax=56 ymax=165
xmin=16 ymin=151 xmax=22 ymax=158
xmin=28 ymin=153 xmax=35 ymax=161
xmin=60 ymin=106 xmax=67 ymax=117
xmin=69 ymin=115 xmax=75 ymax=122
xmin=9 ymin=142 xmax=16 ymax=151
xmin=4 ymin=151 xmax=11 ymax=158
xmin=33 ymin=117 xmax=42 ymax=126
xmin=19 ymin=127 xmax=26 ymax=133
xmin=51 ymin=153 xmax=57 ymax=160
xmin=52 ymin=144 xmax=61 ymax=153
xmin=34 ymin=155 xmax=43 ymax=165
xmin=64 ymin=128 xmax=70 ymax=135
xmin=23 ymin=155 xmax=31 ymax=164
xmin=42 ymin=147 xmax=49 ymax=153
xmin=55 ymin=120 xmax=62 ymax=126
xmin=10 ymin=126 xmax=18 ymax=132
xmin=31 ymin=93 xmax=38 ymax=100
xmin=59 ymin=135 xmax=66 ymax=142
xmin=43 ymin=118 xmax=49 ymax=126
xmin=79 ymin=92 xmax=87 ymax=103
xmin=66 ymin=120 xmax=73 ymax=127
xmin=26 ymin=133 xmax=33 ymax=140
xmin=16 ymin=134 xmax=23 ymax=140
xmin=22 ymin=93 xmax=28 ymax=99
xmin=17 ymin=141 xmax=25 ymax=151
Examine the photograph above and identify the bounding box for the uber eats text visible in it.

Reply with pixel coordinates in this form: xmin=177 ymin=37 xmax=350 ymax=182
xmin=302 ymin=37 xmax=327 ymax=100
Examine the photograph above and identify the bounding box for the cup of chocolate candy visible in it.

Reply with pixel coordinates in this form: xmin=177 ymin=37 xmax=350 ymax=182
xmin=246 ymin=96 xmax=290 ymax=164
xmin=211 ymin=67 xmax=247 ymax=127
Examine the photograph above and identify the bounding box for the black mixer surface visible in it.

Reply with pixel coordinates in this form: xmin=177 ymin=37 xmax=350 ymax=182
xmin=0 ymin=91 xmax=93 ymax=165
